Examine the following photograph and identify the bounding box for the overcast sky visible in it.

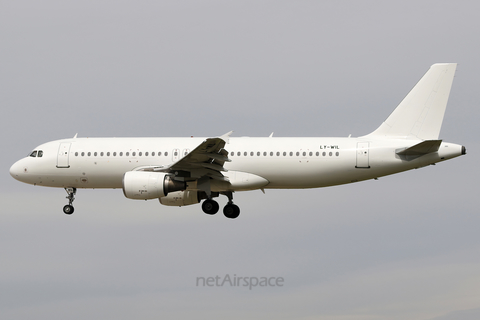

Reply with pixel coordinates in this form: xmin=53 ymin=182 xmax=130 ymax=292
xmin=1 ymin=1 xmax=479 ymax=319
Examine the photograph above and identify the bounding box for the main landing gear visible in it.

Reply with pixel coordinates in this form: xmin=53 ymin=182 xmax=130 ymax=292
xmin=202 ymin=199 xmax=219 ymax=215
xmin=63 ymin=187 xmax=76 ymax=215
xmin=201 ymin=192 xmax=240 ymax=219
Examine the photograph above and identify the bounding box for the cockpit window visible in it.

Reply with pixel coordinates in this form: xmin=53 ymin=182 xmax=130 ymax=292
xmin=29 ymin=151 xmax=37 ymax=157
xmin=37 ymin=150 xmax=43 ymax=157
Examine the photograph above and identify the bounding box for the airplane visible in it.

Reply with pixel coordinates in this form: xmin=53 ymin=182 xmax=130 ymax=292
xmin=9 ymin=63 xmax=466 ymax=219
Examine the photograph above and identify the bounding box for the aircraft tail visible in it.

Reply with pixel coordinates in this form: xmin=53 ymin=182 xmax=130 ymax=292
xmin=365 ymin=63 xmax=457 ymax=140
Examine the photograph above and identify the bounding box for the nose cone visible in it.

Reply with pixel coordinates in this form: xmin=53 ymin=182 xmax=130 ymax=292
xmin=10 ymin=160 xmax=25 ymax=181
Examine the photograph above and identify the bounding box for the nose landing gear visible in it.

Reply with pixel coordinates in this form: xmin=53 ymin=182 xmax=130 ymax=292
xmin=63 ymin=187 xmax=76 ymax=215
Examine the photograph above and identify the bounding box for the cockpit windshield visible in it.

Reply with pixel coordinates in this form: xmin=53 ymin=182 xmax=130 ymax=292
xmin=29 ymin=150 xmax=43 ymax=158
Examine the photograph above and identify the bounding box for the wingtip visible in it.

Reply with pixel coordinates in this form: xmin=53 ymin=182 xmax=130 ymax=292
xmin=219 ymin=131 xmax=234 ymax=143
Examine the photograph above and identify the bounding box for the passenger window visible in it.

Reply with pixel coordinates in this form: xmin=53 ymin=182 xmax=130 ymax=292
xmin=145 ymin=152 xmax=149 ymax=156
xmin=303 ymin=152 xmax=306 ymax=156
xmin=309 ymin=152 xmax=313 ymax=156
xmin=329 ymin=152 xmax=332 ymax=156
xmin=126 ymin=152 xmax=130 ymax=156
xmin=29 ymin=151 xmax=37 ymax=157
xmin=139 ymin=152 xmax=142 ymax=156
xmin=75 ymin=152 xmax=78 ymax=156
xmin=257 ymin=152 xmax=260 ymax=156
xmin=244 ymin=152 xmax=247 ymax=156
xmin=231 ymin=152 xmax=234 ymax=156
xmin=276 ymin=152 xmax=280 ymax=156
xmin=94 ymin=152 xmax=97 ymax=156
xmin=263 ymin=152 xmax=267 ymax=156
xmin=81 ymin=152 xmax=85 ymax=156
xmin=151 ymin=152 xmax=155 ymax=156
xmin=119 ymin=152 xmax=123 ymax=156
xmin=316 ymin=152 xmax=319 ymax=156
xmin=158 ymin=152 xmax=162 ymax=156
xmin=336 ymin=152 xmax=339 ymax=156
xmin=38 ymin=150 xmax=43 ymax=157
xmin=250 ymin=152 xmax=254 ymax=156
xmin=100 ymin=152 xmax=104 ymax=156
xmin=107 ymin=152 xmax=110 ymax=156
xmin=322 ymin=152 xmax=326 ymax=156
xmin=132 ymin=152 xmax=136 ymax=156
xmin=237 ymin=152 xmax=241 ymax=156
xmin=283 ymin=152 xmax=286 ymax=156
xmin=113 ymin=152 xmax=116 ymax=156
xmin=87 ymin=152 xmax=91 ymax=156
xmin=290 ymin=152 xmax=293 ymax=156
xmin=270 ymin=152 xmax=273 ymax=156
xmin=165 ymin=152 xmax=168 ymax=156
xmin=296 ymin=152 xmax=299 ymax=156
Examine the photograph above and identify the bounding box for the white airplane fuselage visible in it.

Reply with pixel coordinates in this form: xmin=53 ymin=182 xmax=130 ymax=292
xmin=10 ymin=136 xmax=464 ymax=190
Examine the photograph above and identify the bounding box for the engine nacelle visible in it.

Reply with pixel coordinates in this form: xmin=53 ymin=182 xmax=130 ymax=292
xmin=123 ymin=171 xmax=185 ymax=200
xmin=159 ymin=190 xmax=201 ymax=207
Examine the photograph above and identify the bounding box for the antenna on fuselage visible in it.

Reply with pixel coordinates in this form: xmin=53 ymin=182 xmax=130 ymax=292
xmin=73 ymin=133 xmax=78 ymax=138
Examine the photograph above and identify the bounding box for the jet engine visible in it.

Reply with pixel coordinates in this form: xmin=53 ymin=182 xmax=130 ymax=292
xmin=159 ymin=190 xmax=201 ymax=206
xmin=123 ymin=171 xmax=185 ymax=200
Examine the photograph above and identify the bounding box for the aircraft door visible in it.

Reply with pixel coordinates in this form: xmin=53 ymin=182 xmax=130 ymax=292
xmin=57 ymin=143 xmax=71 ymax=168
xmin=356 ymin=142 xmax=370 ymax=168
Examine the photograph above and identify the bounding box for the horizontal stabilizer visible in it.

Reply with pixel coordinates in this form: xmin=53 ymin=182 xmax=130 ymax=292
xmin=396 ymin=140 xmax=442 ymax=160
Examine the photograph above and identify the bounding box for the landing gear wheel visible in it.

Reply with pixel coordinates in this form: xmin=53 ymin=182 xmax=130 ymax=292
xmin=63 ymin=205 xmax=74 ymax=215
xmin=202 ymin=199 xmax=219 ymax=215
xmin=223 ymin=204 xmax=240 ymax=219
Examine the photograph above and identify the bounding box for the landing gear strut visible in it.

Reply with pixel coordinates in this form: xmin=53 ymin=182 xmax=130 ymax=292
xmin=198 ymin=177 xmax=240 ymax=219
xmin=63 ymin=187 xmax=76 ymax=215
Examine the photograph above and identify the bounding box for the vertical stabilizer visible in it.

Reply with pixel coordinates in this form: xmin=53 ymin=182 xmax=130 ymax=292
xmin=366 ymin=63 xmax=457 ymax=140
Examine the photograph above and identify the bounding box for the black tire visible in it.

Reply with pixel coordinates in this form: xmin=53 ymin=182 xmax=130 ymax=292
xmin=202 ymin=199 xmax=219 ymax=215
xmin=223 ymin=204 xmax=240 ymax=219
xmin=63 ymin=205 xmax=74 ymax=215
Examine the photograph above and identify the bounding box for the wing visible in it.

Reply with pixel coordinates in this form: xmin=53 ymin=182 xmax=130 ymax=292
xmin=161 ymin=131 xmax=232 ymax=181
xmin=138 ymin=131 xmax=233 ymax=182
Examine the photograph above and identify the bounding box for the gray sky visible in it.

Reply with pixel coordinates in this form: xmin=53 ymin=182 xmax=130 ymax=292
xmin=1 ymin=1 xmax=479 ymax=319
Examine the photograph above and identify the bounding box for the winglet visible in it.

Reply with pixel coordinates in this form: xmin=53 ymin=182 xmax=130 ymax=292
xmin=219 ymin=131 xmax=234 ymax=144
